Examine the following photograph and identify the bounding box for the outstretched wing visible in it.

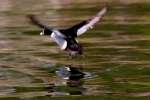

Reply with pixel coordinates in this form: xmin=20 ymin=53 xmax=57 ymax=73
xmin=27 ymin=15 xmax=53 ymax=35
xmin=66 ymin=6 xmax=108 ymax=37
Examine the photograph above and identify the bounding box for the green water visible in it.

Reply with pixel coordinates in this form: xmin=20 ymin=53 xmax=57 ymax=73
xmin=1 ymin=0 xmax=150 ymax=100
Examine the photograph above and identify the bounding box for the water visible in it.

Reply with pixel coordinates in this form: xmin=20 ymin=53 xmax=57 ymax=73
xmin=1 ymin=0 xmax=150 ymax=99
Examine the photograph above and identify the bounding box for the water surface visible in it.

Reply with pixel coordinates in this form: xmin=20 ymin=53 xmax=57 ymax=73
xmin=1 ymin=0 xmax=150 ymax=100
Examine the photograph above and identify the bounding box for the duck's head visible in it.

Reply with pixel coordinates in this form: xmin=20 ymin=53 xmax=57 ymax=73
xmin=67 ymin=44 xmax=83 ymax=56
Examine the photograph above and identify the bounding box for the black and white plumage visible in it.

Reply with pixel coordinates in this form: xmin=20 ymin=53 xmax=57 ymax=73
xmin=28 ymin=7 xmax=107 ymax=56
xmin=56 ymin=65 xmax=93 ymax=80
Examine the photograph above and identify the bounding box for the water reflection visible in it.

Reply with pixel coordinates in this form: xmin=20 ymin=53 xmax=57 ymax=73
xmin=46 ymin=65 xmax=95 ymax=96
xmin=1 ymin=0 xmax=150 ymax=98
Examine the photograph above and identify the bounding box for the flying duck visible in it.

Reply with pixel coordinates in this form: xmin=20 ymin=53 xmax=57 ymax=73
xmin=28 ymin=7 xmax=107 ymax=56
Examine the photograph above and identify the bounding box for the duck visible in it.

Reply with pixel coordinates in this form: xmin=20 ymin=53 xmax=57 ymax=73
xmin=28 ymin=6 xmax=107 ymax=57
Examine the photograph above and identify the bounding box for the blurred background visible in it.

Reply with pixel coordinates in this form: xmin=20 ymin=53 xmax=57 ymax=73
xmin=1 ymin=0 xmax=150 ymax=100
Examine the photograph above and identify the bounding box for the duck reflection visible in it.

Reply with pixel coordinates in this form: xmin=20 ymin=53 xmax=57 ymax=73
xmin=46 ymin=65 xmax=94 ymax=96
xmin=56 ymin=65 xmax=93 ymax=86
xmin=57 ymin=65 xmax=83 ymax=85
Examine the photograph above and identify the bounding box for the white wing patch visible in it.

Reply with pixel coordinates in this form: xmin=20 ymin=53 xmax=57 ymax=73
xmin=77 ymin=25 xmax=92 ymax=36
xmin=77 ymin=7 xmax=107 ymax=36
xmin=51 ymin=30 xmax=67 ymax=50
xmin=40 ymin=29 xmax=44 ymax=35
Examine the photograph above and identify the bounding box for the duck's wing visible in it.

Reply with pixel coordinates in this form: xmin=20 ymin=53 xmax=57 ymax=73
xmin=27 ymin=15 xmax=53 ymax=35
xmin=67 ymin=6 xmax=107 ymax=37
